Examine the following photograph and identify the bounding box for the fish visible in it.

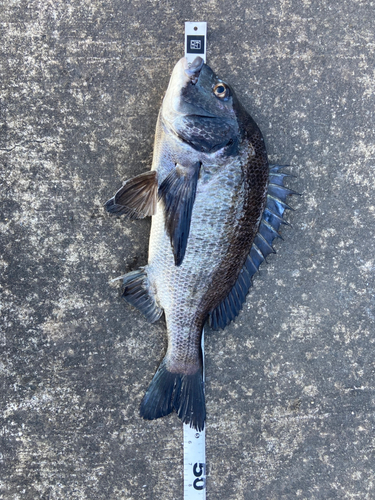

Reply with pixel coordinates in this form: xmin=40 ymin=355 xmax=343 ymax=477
xmin=105 ymin=56 xmax=296 ymax=431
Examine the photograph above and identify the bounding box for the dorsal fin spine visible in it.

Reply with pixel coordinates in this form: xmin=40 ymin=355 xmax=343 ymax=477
xmin=256 ymin=233 xmax=276 ymax=255
xmin=261 ymin=219 xmax=283 ymax=238
xmin=267 ymin=194 xmax=294 ymax=211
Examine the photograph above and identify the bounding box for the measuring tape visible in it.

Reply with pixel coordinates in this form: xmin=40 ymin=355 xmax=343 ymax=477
xmin=183 ymin=22 xmax=207 ymax=500
xmin=183 ymin=331 xmax=206 ymax=499
xmin=183 ymin=419 xmax=206 ymax=498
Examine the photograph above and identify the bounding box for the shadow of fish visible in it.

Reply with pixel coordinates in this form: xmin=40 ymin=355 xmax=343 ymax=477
xmin=105 ymin=56 xmax=297 ymax=431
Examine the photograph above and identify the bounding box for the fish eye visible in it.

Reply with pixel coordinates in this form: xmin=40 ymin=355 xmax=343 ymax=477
xmin=213 ymin=82 xmax=229 ymax=99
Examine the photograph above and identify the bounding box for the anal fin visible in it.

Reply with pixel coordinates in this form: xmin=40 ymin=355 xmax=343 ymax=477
xmin=121 ymin=268 xmax=162 ymax=323
xmin=105 ymin=171 xmax=158 ymax=219
xmin=158 ymin=162 xmax=201 ymax=266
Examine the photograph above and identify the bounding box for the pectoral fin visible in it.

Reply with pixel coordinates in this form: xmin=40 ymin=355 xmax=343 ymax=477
xmin=105 ymin=171 xmax=158 ymax=219
xmin=158 ymin=162 xmax=201 ymax=266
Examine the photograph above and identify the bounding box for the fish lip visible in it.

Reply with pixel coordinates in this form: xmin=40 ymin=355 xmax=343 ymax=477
xmin=184 ymin=56 xmax=204 ymax=75
xmin=184 ymin=56 xmax=204 ymax=84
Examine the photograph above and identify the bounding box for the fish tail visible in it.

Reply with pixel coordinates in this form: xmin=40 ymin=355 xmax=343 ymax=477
xmin=140 ymin=358 xmax=206 ymax=431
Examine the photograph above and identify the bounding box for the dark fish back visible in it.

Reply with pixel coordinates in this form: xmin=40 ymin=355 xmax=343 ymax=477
xmin=198 ymin=101 xmax=269 ymax=323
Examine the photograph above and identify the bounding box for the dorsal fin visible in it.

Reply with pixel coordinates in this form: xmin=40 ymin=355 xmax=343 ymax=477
xmin=209 ymin=165 xmax=298 ymax=330
xmin=158 ymin=162 xmax=201 ymax=266
xmin=105 ymin=171 xmax=158 ymax=219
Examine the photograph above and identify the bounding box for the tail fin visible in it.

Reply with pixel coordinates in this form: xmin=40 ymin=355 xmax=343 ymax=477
xmin=140 ymin=358 xmax=206 ymax=431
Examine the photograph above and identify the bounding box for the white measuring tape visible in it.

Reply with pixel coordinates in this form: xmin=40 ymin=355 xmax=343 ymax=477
xmin=183 ymin=424 xmax=206 ymax=498
xmin=183 ymin=331 xmax=206 ymax=499
xmin=183 ymin=22 xmax=207 ymax=500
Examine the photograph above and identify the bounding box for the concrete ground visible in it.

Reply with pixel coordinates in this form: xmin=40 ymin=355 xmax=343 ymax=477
xmin=1 ymin=0 xmax=374 ymax=499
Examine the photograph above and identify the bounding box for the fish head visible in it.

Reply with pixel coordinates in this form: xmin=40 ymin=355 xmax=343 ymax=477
xmin=161 ymin=57 xmax=240 ymax=155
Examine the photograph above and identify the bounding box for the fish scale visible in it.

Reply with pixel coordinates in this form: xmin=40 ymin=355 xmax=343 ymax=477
xmin=105 ymin=56 xmax=295 ymax=431
xmin=149 ymin=160 xmax=244 ymax=371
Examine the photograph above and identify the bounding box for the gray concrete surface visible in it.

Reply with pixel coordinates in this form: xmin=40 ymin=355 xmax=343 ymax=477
xmin=1 ymin=0 xmax=374 ymax=498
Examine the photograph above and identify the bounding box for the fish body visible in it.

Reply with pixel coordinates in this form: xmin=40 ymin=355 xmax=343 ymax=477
xmin=105 ymin=57 xmax=294 ymax=430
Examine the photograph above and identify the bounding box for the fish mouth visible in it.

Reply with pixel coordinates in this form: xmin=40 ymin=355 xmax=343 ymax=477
xmin=184 ymin=56 xmax=204 ymax=85
xmin=188 ymin=112 xmax=218 ymax=119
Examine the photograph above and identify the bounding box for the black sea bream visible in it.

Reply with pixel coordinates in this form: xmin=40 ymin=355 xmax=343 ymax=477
xmin=105 ymin=56 xmax=295 ymax=431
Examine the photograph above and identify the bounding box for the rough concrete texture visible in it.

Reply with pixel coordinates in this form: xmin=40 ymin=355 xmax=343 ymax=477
xmin=1 ymin=0 xmax=375 ymax=498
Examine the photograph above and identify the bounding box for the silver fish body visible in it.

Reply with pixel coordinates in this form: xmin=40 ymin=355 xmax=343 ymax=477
xmin=105 ymin=56 xmax=294 ymax=430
